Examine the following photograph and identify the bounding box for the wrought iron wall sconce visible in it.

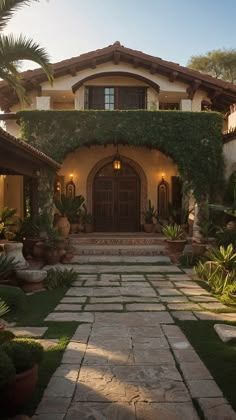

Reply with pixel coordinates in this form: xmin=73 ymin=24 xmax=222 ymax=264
xmin=157 ymin=174 xmax=169 ymax=218
xmin=113 ymin=145 xmax=121 ymax=171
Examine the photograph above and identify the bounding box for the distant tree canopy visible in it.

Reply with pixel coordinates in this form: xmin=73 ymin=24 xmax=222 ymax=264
xmin=187 ymin=49 xmax=236 ymax=84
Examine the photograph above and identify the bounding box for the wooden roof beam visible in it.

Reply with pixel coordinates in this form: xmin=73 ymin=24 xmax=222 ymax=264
xmin=150 ymin=64 xmax=159 ymax=74
xmin=69 ymin=66 xmax=77 ymax=76
xmin=169 ymin=71 xmax=179 ymax=82
xmin=90 ymin=59 xmax=97 ymax=69
xmin=113 ymin=52 xmax=120 ymax=65
xmin=187 ymin=79 xmax=201 ymax=99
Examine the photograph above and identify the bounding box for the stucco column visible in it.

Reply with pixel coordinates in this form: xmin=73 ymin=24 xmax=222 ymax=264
xmin=36 ymin=96 xmax=51 ymax=110
xmin=74 ymin=87 xmax=85 ymax=110
xmin=180 ymin=99 xmax=192 ymax=111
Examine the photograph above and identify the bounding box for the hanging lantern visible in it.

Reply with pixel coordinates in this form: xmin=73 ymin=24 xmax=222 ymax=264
xmin=113 ymin=146 xmax=121 ymax=171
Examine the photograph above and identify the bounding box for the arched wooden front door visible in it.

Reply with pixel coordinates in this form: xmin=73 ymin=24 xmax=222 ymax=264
xmin=93 ymin=162 xmax=140 ymax=232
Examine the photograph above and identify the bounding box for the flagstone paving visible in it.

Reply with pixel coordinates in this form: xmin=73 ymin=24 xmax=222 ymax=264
xmin=33 ymin=265 xmax=236 ymax=419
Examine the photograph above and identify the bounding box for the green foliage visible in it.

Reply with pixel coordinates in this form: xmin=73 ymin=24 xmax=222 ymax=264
xmin=162 ymin=224 xmax=184 ymax=240
xmin=217 ymin=226 xmax=236 ymax=250
xmin=44 ymin=268 xmax=78 ymax=290
xmin=81 ymin=204 xmax=93 ymax=224
xmin=168 ymin=203 xmax=193 ymax=225
xmin=194 ymin=244 xmax=236 ymax=297
xmin=0 ymin=298 xmax=10 ymax=317
xmin=1 ymin=338 xmax=44 ymax=373
xmin=13 ymin=338 xmax=44 ymax=364
xmin=0 ymin=254 xmax=19 ymax=279
xmin=0 ymin=0 xmax=53 ymax=102
xmin=143 ymin=199 xmax=157 ymax=224
xmin=178 ymin=253 xmax=200 ymax=267
xmin=0 ymin=285 xmax=26 ymax=312
xmin=187 ymin=48 xmax=236 ymax=83
xmin=0 ymin=349 xmax=15 ymax=389
xmin=198 ymin=220 xmax=215 ymax=241
xmin=205 ymin=244 xmax=236 ymax=272
xmin=0 ymin=330 xmax=15 ymax=345
xmin=54 ymin=194 xmax=85 ymax=222
xmin=18 ymin=110 xmax=224 ymax=201
xmin=0 ymin=206 xmax=17 ymax=239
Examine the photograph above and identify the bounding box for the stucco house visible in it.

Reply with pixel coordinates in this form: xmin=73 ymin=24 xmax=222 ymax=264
xmin=0 ymin=42 xmax=236 ymax=232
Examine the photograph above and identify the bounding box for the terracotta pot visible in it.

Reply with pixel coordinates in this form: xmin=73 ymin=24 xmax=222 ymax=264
xmin=33 ymin=241 xmax=45 ymax=259
xmin=144 ymin=223 xmax=154 ymax=233
xmin=45 ymin=248 xmax=60 ymax=264
xmin=192 ymin=242 xmax=207 ymax=256
xmin=70 ymin=223 xmax=78 ymax=234
xmin=166 ymin=240 xmax=187 ymax=254
xmin=62 ymin=252 xmax=74 ymax=263
xmin=56 ymin=216 xmax=70 ymax=238
xmin=1 ymin=364 xmax=38 ymax=416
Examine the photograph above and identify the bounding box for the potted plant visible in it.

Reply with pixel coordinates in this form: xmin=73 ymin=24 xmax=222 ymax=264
xmin=0 ymin=254 xmax=18 ymax=285
xmin=69 ymin=214 xmax=79 ymax=234
xmin=192 ymin=220 xmax=215 ymax=256
xmin=81 ymin=204 xmax=94 ymax=233
xmin=44 ymin=228 xmax=65 ymax=264
xmin=0 ymin=337 xmax=44 ymax=416
xmin=162 ymin=223 xmax=187 ymax=253
xmin=54 ymin=194 xmax=85 ymax=238
xmin=143 ymin=200 xmax=158 ymax=233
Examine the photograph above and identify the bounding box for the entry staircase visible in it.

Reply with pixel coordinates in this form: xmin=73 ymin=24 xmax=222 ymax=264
xmin=68 ymin=233 xmax=170 ymax=264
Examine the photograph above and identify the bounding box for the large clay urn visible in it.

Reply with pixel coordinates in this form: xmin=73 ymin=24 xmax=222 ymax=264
xmin=56 ymin=216 xmax=70 ymax=238
xmin=4 ymin=242 xmax=29 ymax=268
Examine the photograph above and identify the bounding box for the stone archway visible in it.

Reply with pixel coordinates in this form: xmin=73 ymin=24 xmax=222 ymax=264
xmin=86 ymin=155 xmax=148 ymax=226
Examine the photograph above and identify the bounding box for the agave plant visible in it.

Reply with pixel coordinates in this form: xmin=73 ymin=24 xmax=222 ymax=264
xmin=195 ymin=244 xmax=236 ymax=294
xmin=0 ymin=298 xmax=10 ymax=317
xmin=205 ymin=244 xmax=236 ymax=272
xmin=0 ymin=254 xmax=18 ymax=280
xmin=54 ymin=194 xmax=85 ymax=222
xmin=162 ymin=224 xmax=185 ymax=240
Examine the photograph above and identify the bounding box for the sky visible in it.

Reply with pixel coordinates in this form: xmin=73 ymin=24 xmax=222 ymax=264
xmin=5 ymin=0 xmax=236 ymax=70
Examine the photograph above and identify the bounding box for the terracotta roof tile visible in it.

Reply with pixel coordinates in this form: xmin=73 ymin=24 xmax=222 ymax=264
xmin=0 ymin=127 xmax=61 ymax=170
xmin=0 ymin=42 xmax=236 ymax=95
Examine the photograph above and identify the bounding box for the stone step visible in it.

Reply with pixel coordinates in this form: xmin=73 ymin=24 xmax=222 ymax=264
xmin=71 ymin=244 xmax=166 ymax=256
xmin=69 ymin=234 xmax=164 ymax=246
xmin=65 ymin=255 xmax=171 ymax=264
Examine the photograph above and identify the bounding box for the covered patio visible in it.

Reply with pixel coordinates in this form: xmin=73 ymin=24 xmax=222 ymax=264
xmin=0 ymin=127 xmax=61 ymax=218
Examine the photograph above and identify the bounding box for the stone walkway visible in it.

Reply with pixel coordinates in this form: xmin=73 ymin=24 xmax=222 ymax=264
xmin=33 ymin=264 xmax=236 ymax=420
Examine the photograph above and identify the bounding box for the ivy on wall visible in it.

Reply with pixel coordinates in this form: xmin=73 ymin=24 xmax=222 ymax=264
xmin=17 ymin=110 xmax=224 ymax=201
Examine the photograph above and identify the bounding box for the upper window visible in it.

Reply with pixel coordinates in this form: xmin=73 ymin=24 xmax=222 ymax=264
xmin=85 ymin=86 xmax=147 ymax=110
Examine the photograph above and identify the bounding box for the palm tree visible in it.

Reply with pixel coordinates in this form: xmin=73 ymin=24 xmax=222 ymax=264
xmin=0 ymin=0 xmax=53 ymax=102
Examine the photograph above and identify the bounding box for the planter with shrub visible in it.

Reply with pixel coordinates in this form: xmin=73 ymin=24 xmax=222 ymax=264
xmin=143 ymin=200 xmax=158 ymax=233
xmin=162 ymin=224 xmax=186 ymax=254
xmin=0 ymin=337 xmax=44 ymax=416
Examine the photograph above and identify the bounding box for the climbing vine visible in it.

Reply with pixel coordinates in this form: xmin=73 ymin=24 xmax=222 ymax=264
xmin=17 ymin=110 xmax=224 ymax=201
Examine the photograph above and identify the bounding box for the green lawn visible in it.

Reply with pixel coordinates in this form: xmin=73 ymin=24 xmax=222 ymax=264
xmin=178 ymin=320 xmax=236 ymax=412
xmin=2 ymin=287 xmax=78 ymax=418
xmin=5 ymin=287 xmax=68 ymax=326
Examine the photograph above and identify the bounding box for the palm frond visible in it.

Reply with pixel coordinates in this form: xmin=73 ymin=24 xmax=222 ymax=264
xmin=0 ymin=0 xmax=38 ymax=31
xmin=0 ymin=67 xmax=28 ymax=103
xmin=0 ymin=34 xmax=53 ymax=84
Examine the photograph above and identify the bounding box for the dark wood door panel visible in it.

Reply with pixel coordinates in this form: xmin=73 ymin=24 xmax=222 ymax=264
xmin=93 ymin=165 xmax=140 ymax=232
xmin=94 ymin=178 xmax=114 ymax=231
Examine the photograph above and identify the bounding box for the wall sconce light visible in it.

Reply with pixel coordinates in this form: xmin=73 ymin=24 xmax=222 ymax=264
xmin=157 ymin=173 xmax=169 ymax=218
xmin=113 ymin=145 xmax=121 ymax=171
xmin=69 ymin=172 xmax=74 ymax=181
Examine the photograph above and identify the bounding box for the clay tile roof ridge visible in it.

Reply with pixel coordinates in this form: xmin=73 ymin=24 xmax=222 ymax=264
xmin=0 ymin=42 xmax=236 ymax=93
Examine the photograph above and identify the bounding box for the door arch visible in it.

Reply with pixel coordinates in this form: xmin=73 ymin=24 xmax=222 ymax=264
xmin=93 ymin=162 xmax=140 ymax=232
